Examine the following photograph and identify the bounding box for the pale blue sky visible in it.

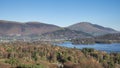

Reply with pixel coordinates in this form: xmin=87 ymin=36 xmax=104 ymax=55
xmin=0 ymin=0 xmax=120 ymax=30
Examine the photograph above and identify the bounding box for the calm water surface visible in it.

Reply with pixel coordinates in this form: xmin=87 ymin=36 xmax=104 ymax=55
xmin=55 ymin=42 xmax=120 ymax=53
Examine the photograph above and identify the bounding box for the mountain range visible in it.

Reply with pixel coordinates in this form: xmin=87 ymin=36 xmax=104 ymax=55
xmin=0 ymin=20 xmax=118 ymax=40
xmin=0 ymin=20 xmax=60 ymax=35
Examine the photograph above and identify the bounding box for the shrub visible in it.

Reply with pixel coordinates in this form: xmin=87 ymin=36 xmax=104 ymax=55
xmin=16 ymin=64 xmax=45 ymax=68
xmin=5 ymin=57 xmax=19 ymax=66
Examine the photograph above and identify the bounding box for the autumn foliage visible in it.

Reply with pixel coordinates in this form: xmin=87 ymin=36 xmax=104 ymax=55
xmin=0 ymin=41 xmax=119 ymax=68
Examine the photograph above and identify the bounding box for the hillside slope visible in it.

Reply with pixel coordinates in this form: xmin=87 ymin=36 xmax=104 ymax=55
xmin=68 ymin=22 xmax=118 ymax=36
xmin=0 ymin=20 xmax=60 ymax=35
xmin=40 ymin=28 xmax=92 ymax=40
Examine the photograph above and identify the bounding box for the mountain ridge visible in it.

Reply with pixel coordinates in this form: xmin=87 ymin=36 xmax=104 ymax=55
xmin=0 ymin=20 xmax=118 ymax=39
xmin=0 ymin=20 xmax=60 ymax=35
xmin=67 ymin=22 xmax=118 ymax=36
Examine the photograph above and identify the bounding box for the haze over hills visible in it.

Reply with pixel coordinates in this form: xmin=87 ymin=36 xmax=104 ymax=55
xmin=0 ymin=20 xmax=119 ymax=41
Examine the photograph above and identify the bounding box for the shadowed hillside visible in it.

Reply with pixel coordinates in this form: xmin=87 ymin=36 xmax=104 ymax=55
xmin=71 ymin=33 xmax=120 ymax=44
xmin=40 ymin=28 xmax=92 ymax=40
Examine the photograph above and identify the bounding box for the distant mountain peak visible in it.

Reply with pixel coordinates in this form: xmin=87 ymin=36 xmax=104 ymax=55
xmin=68 ymin=22 xmax=118 ymax=36
xmin=78 ymin=22 xmax=91 ymax=24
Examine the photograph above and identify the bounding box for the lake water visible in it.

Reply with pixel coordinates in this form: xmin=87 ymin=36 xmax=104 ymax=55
xmin=55 ymin=42 xmax=120 ymax=53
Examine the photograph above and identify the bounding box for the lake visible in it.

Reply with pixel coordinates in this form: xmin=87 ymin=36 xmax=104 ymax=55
xmin=55 ymin=42 xmax=120 ymax=53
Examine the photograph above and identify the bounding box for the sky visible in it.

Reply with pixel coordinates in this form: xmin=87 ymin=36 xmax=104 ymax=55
xmin=0 ymin=0 xmax=120 ymax=30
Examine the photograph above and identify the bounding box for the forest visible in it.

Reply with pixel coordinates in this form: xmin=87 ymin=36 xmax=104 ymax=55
xmin=0 ymin=41 xmax=120 ymax=68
